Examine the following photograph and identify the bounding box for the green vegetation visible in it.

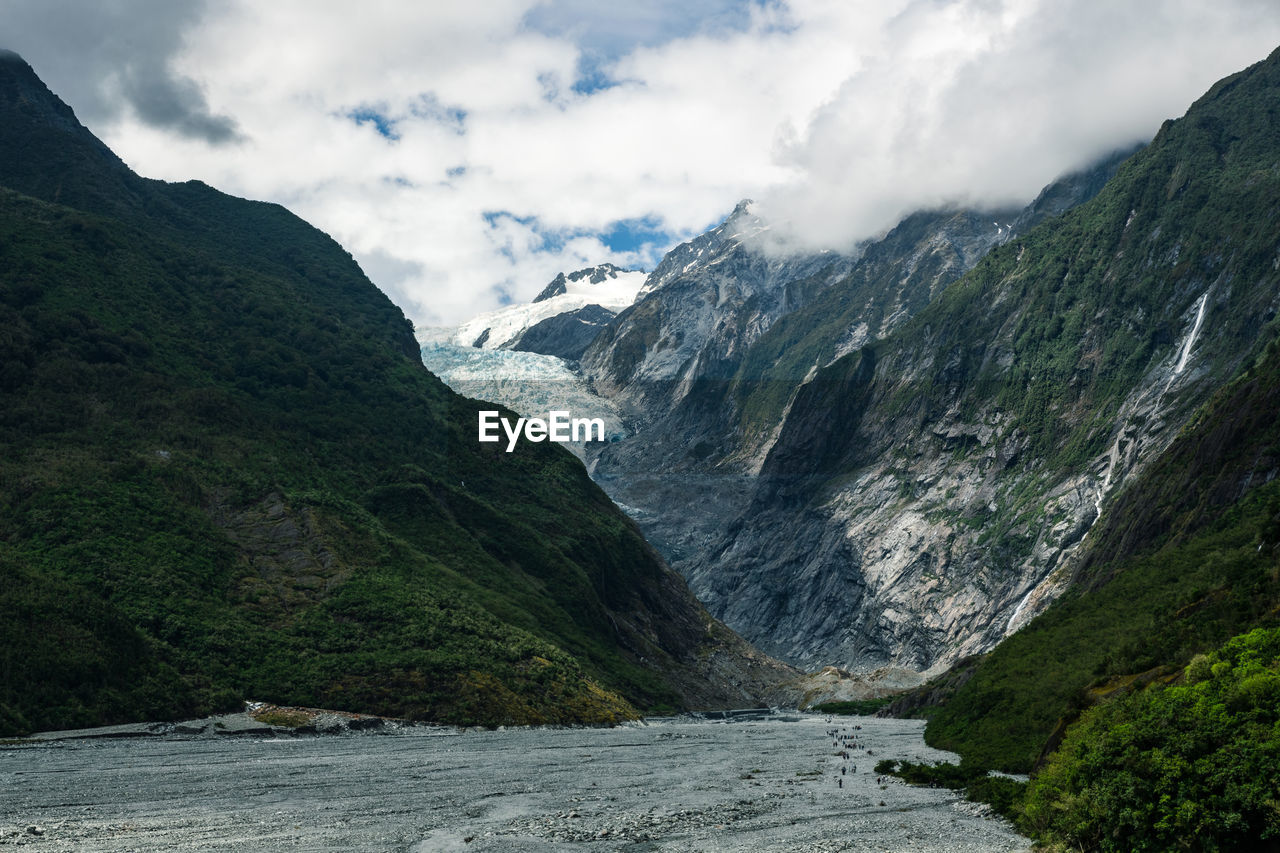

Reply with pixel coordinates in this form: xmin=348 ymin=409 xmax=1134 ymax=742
xmin=883 ymin=628 xmax=1280 ymax=848
xmin=1024 ymin=627 xmax=1280 ymax=851
xmin=812 ymin=696 xmax=892 ymax=715
xmin=0 ymin=56 xmax=720 ymax=735
xmin=869 ymin=48 xmax=1280 ymax=850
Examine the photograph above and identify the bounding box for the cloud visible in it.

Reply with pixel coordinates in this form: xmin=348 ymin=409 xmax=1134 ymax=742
xmin=5 ymin=0 xmax=1280 ymax=325
xmin=117 ymin=62 xmax=240 ymax=144
xmin=522 ymin=0 xmax=771 ymax=57
xmin=752 ymin=0 xmax=1280 ymax=254
xmin=4 ymin=0 xmax=242 ymax=144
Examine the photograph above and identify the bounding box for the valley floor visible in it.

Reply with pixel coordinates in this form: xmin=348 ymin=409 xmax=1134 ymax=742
xmin=0 ymin=715 xmax=1028 ymax=852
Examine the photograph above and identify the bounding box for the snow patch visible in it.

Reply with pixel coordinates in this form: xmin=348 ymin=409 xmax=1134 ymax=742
xmin=450 ymin=270 xmax=645 ymax=350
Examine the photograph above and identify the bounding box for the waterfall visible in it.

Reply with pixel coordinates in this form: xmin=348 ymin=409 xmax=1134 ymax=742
xmin=1093 ymin=292 xmax=1210 ymax=539
xmin=1173 ymin=292 xmax=1209 ymax=375
xmin=1005 ymin=590 xmax=1033 ymax=635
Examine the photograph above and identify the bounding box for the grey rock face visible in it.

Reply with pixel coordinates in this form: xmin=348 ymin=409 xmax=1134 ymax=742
xmin=582 ymin=201 xmax=856 ymax=405
xmin=506 ymin=303 xmax=617 ymax=360
xmin=677 ymin=126 xmax=1279 ymax=676
xmin=578 ymin=204 xmax=1018 ymax=575
xmin=579 ymin=150 xmax=1176 ymax=678
xmin=695 ymin=269 xmax=1268 ymax=676
xmin=578 ymin=202 xmax=858 ymax=570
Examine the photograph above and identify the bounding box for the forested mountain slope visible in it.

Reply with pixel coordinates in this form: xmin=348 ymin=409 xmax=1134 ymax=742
xmin=0 ymin=50 xmax=792 ymax=736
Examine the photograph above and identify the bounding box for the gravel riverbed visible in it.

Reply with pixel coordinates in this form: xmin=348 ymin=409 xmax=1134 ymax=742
xmin=0 ymin=714 xmax=1030 ymax=851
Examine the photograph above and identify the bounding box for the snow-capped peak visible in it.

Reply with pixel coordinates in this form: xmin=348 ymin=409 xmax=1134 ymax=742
xmin=451 ymin=265 xmax=646 ymax=350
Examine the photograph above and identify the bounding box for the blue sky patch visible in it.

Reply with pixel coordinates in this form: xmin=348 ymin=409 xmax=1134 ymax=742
xmin=483 ymin=209 xmax=676 ymax=273
xmin=599 ymin=216 xmax=671 ymax=254
xmin=571 ymin=56 xmax=622 ymax=96
xmin=348 ymin=107 xmax=398 ymax=140
xmin=521 ymin=0 xmax=770 ymax=58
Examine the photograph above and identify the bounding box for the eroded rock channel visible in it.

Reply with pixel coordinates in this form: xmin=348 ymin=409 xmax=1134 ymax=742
xmin=1 ymin=715 xmax=1028 ymax=851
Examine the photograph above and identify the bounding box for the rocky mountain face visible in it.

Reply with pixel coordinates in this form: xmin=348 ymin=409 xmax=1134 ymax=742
xmin=913 ymin=312 xmax=1280 ymax=774
xmin=903 ymin=52 xmax=1280 ymax=771
xmin=677 ymin=53 xmax=1280 ymax=676
xmin=577 ymin=202 xmax=860 ymax=562
xmin=508 ymin=303 xmax=617 ymax=360
xmin=582 ymin=201 xmax=857 ymax=407
xmin=578 ymin=152 xmax=1132 ymax=657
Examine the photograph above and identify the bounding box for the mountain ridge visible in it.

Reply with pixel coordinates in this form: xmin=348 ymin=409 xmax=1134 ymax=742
xmin=677 ymin=47 xmax=1280 ymax=675
xmin=0 ymin=50 xmax=795 ymax=736
xmin=570 ymin=149 xmax=1131 ymax=666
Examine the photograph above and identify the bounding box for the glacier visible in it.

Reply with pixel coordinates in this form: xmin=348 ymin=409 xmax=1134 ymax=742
xmin=419 ymin=341 xmax=626 ymax=463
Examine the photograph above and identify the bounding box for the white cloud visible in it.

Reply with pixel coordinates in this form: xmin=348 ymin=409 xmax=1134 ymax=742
xmin=6 ymin=0 xmax=1280 ymax=325
xmin=754 ymin=0 xmax=1280 ymax=253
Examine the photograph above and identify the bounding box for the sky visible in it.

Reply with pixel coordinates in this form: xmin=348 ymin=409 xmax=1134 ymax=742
xmin=5 ymin=0 xmax=1280 ymax=327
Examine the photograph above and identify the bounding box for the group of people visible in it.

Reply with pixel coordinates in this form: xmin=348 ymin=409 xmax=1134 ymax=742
xmin=826 ymin=724 xmax=865 ymax=789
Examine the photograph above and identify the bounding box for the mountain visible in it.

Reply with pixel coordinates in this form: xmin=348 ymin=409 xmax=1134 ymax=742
xmin=577 ymin=202 xmax=861 ymax=563
xmin=0 ymin=50 xmax=794 ymax=736
xmin=582 ymin=201 xmax=858 ymax=408
xmin=683 ymin=45 xmax=1280 ymax=679
xmin=897 ymin=43 xmax=1280 ymax=775
xmin=451 ymin=263 xmax=645 ymax=360
xmin=915 ymin=324 xmax=1280 ymax=774
xmin=577 ymin=151 xmax=1131 ymax=667
xmin=849 ymin=46 xmax=1280 ymax=792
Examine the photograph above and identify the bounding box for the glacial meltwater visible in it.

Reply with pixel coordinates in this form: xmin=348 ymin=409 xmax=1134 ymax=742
xmin=1 ymin=714 xmax=1029 ymax=851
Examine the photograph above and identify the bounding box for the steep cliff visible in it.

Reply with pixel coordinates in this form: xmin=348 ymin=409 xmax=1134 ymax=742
xmin=580 ymin=151 xmax=1131 ymax=628
xmin=688 ymin=47 xmax=1280 ymax=675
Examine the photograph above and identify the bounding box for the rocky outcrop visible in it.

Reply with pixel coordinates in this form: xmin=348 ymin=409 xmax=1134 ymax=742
xmin=507 ymin=303 xmax=618 ymax=360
